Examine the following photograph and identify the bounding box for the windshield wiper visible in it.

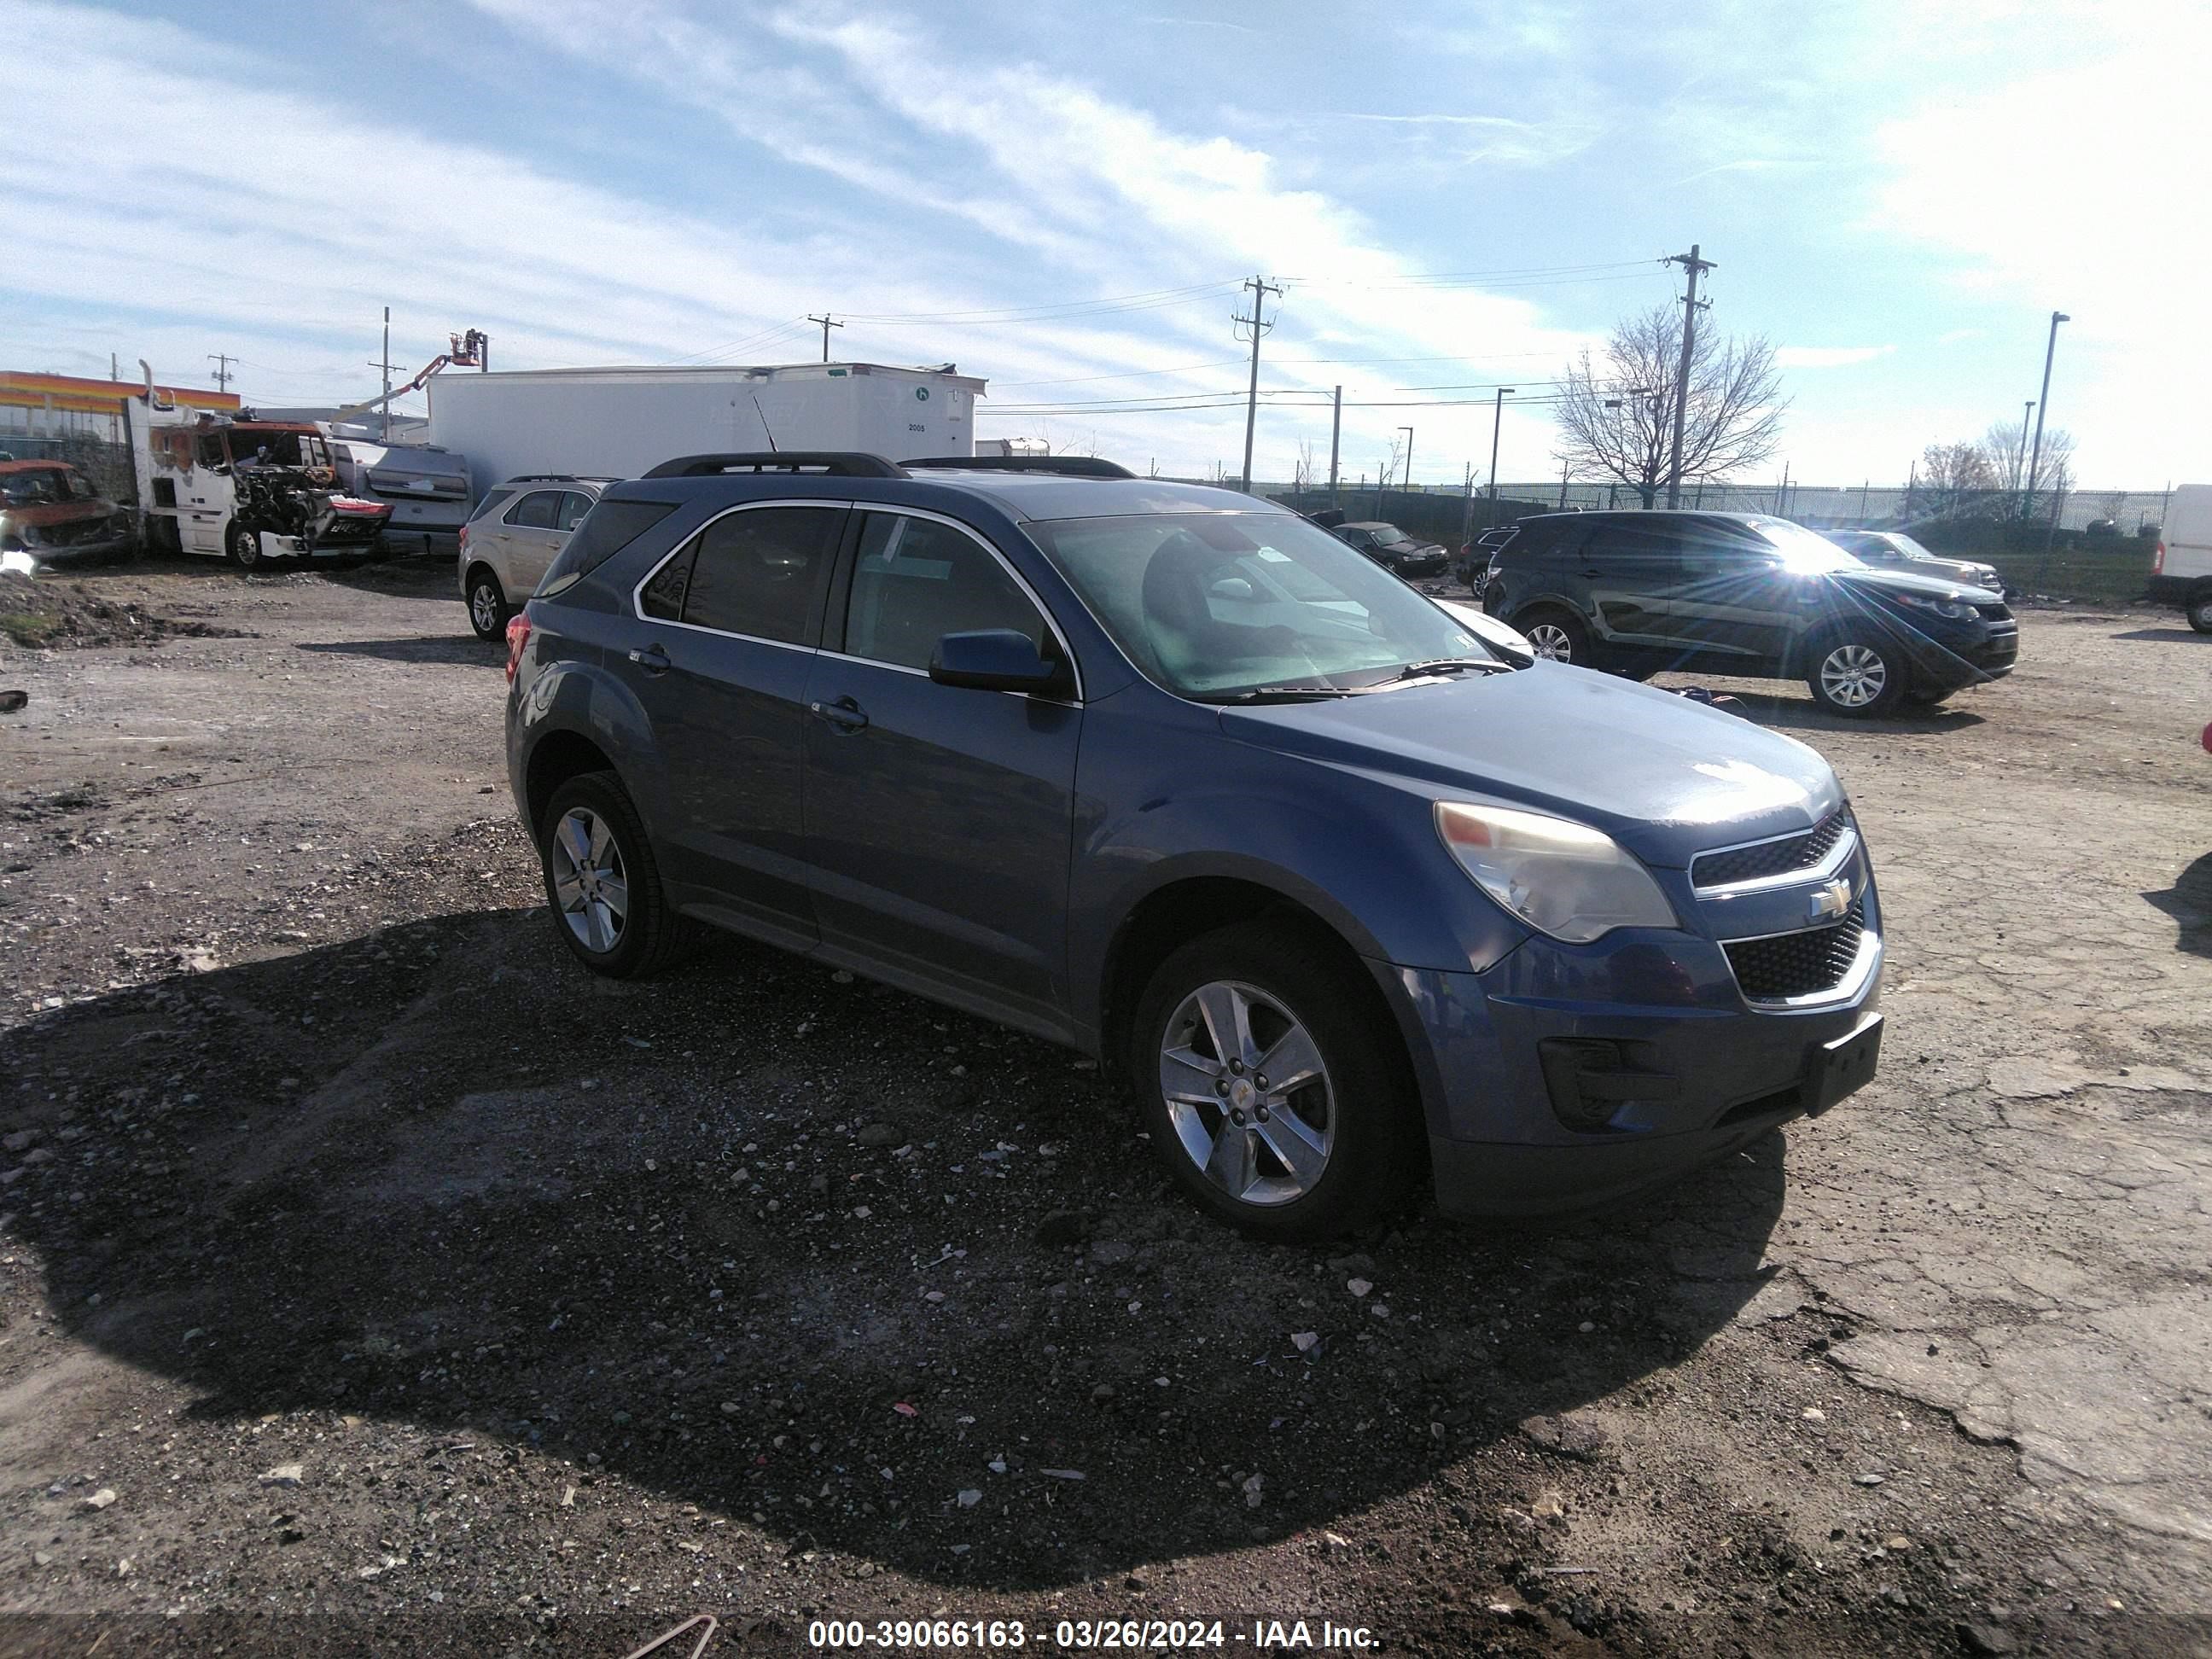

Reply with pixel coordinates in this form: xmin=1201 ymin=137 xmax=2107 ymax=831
xmin=1365 ymin=657 xmax=1513 ymax=687
xmin=1206 ymin=684 xmax=1362 ymax=703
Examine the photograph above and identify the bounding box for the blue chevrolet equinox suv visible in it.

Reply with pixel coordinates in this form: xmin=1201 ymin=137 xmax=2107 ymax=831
xmin=504 ymin=452 xmax=1883 ymax=1240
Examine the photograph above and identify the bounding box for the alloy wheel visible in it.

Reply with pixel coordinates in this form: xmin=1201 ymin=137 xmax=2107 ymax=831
xmin=1819 ymin=643 xmax=1888 ymax=707
xmin=470 ymin=581 xmax=503 ymax=635
xmin=1157 ymin=980 xmax=1335 ymax=1208
xmin=1527 ymin=622 xmax=1574 ymax=662
xmin=550 ymin=806 xmax=629 ymax=953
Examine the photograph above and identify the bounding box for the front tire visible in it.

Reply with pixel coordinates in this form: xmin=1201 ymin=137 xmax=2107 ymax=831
xmin=466 ymin=566 xmax=511 ymax=640
xmin=1805 ymin=632 xmax=1907 ymax=717
xmin=2188 ymin=587 xmax=2212 ymax=634
xmin=225 ymin=520 xmax=264 ymax=570
xmin=537 ymin=771 xmax=689 ymax=979
xmin=1516 ymin=605 xmax=1591 ymax=667
xmin=1128 ymin=919 xmax=1418 ymax=1241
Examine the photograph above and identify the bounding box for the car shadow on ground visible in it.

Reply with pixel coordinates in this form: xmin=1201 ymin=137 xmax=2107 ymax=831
xmin=2111 ymin=627 xmax=2209 ymax=644
xmin=0 ymin=909 xmax=1789 ymax=1590
xmin=2144 ymin=852 xmax=2212 ymax=958
xmin=294 ymin=636 xmax=499 ymax=667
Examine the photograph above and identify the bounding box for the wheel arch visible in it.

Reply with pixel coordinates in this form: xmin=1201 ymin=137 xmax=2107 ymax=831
xmin=523 ymin=727 xmax=619 ymax=837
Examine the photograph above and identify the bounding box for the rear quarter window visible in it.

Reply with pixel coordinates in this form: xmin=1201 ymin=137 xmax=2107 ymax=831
xmin=468 ymin=488 xmax=517 ymax=524
xmin=535 ymin=498 xmax=682 ymax=601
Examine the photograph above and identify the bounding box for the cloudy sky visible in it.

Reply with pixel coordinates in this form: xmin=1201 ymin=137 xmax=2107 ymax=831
xmin=4 ymin=0 xmax=2197 ymax=488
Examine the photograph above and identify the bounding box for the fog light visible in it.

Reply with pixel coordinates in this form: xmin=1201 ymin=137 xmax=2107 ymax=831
xmin=1539 ymin=1038 xmax=1680 ymax=1134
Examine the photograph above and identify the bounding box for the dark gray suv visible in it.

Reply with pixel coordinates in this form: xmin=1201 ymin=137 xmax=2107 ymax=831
xmin=1483 ymin=510 xmax=2017 ymax=715
xmin=505 ymin=456 xmax=1883 ymax=1239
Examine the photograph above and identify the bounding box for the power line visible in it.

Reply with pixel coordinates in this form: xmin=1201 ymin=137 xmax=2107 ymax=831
xmin=806 ymin=312 xmax=844 ymax=363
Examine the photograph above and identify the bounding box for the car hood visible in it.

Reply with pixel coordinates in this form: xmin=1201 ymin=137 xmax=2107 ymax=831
xmin=5 ymin=498 xmax=118 ymax=528
xmin=1833 ymin=564 xmax=1996 ymax=602
xmin=1217 ymin=663 xmax=1842 ymax=869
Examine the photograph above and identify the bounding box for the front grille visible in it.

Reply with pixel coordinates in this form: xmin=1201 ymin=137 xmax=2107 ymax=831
xmin=1976 ymin=602 xmax=2012 ymax=621
xmin=46 ymin=517 xmax=117 ymax=546
xmin=1725 ymin=900 xmax=1866 ymax=1001
xmin=1691 ymin=809 xmax=1851 ymax=889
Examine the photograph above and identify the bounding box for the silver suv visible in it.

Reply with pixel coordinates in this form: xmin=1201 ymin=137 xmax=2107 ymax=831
xmin=459 ymin=475 xmax=615 ymax=638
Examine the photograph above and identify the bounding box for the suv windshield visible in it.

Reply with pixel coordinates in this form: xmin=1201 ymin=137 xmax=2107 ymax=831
xmin=1026 ymin=511 xmax=1493 ymax=699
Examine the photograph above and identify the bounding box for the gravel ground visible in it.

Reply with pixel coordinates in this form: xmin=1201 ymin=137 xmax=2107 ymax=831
xmin=0 ymin=555 xmax=2206 ymax=1657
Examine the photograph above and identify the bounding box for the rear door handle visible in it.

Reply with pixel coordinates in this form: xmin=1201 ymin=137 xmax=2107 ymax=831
xmin=626 ymin=644 xmax=672 ymax=676
xmin=808 ymin=696 xmax=870 ymax=733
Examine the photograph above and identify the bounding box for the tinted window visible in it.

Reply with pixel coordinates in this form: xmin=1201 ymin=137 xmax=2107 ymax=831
xmin=541 ymin=498 xmax=681 ymax=598
xmin=844 ymin=514 xmax=1047 ymax=671
xmin=678 ymin=506 xmax=844 ymax=643
xmin=506 ymin=490 xmax=562 ymax=530
xmin=641 ymin=542 xmax=695 ymax=620
xmin=557 ymin=491 xmax=594 ymax=532
xmin=1587 ymin=520 xmax=1685 ymax=562
xmin=468 ymin=488 xmax=517 ymax=524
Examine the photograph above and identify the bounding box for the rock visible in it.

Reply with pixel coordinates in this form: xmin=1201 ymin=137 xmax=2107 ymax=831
xmin=1033 ymin=1210 xmax=1088 ymax=1246
xmin=988 ymin=1458 xmax=1007 ymax=1474
xmin=1370 ymin=1303 xmax=1391 ymax=1319
xmin=831 ymin=970 xmax=855 ymax=985
xmin=2 ymin=1131 xmax=36 ymax=1153
xmin=1956 ymin=1625 xmax=2017 ymax=1657
xmin=259 ymin=1464 xmax=305 ymax=1488
xmin=1854 ymin=1472 xmax=1886 ymax=1487
xmin=1518 ymin=1413 xmax=1609 ymax=1461
xmin=32 ymin=1551 xmax=50 ymax=1567
xmin=0 ymin=690 xmax=26 ymax=713
xmin=82 ymin=1488 xmax=117 ymax=1511
xmin=1242 ymin=1473 xmax=1265 ymax=1508
xmin=1883 ymin=1534 xmax=1912 ymax=1551
xmin=1532 ymin=1490 xmax=1565 ymax=1520
xmin=1577 ymin=1320 xmax=1595 ymax=1333
xmin=1291 ymin=1331 xmax=1320 ymax=1353
xmin=720 ymin=1401 xmax=741 ymax=1416
xmin=1091 ymin=1383 xmax=1116 ymax=1402
xmin=957 ymin=1489 xmax=982 ymax=1508
xmin=1326 ymin=1253 xmax=1377 ymax=1276
xmin=1089 ymin=1240 xmax=1133 ymax=1266
xmin=1802 ymin=1406 xmax=1826 ymax=1422
xmin=855 ymin=1122 xmax=901 ymax=1148
xmin=1347 ymin=1278 xmax=1374 ymax=1298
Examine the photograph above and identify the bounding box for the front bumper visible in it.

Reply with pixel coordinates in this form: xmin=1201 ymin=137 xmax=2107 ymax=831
xmin=1388 ymin=853 xmax=1884 ymax=1216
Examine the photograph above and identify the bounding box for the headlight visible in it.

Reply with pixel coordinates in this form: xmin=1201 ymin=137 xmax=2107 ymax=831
xmin=1888 ymin=591 xmax=1977 ymax=620
xmin=1435 ymin=802 xmax=1679 ymax=942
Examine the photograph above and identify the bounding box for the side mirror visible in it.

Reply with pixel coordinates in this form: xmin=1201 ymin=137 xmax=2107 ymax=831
xmin=928 ymin=629 xmax=1074 ymax=698
xmin=1209 ymin=576 xmax=1255 ymax=601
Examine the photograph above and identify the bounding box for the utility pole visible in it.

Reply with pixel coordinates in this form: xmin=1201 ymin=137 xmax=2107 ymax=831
xmin=1327 ymin=385 xmax=1342 ymax=506
xmin=1487 ymin=387 xmax=1516 ymax=522
xmin=1398 ymin=427 xmax=1414 ymax=497
xmin=2016 ymin=399 xmax=2035 ymax=507
xmin=110 ymin=352 xmax=119 ymax=383
xmin=807 ymin=313 xmax=844 ymax=363
xmin=206 ymin=353 xmax=234 ymax=394
xmin=1463 ymin=463 xmax=1477 ymax=544
xmin=1233 ymin=275 xmax=1283 ymax=494
xmin=2023 ymin=311 xmax=2069 ymax=517
xmin=1558 ymin=457 xmax=1569 ymax=509
xmin=380 ymin=306 xmax=392 ymax=441
xmin=1662 ymin=244 xmax=1715 ymax=507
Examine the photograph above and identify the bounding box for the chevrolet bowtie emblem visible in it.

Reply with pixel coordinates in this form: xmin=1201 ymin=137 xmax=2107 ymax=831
xmin=1809 ymin=877 xmax=1854 ymax=922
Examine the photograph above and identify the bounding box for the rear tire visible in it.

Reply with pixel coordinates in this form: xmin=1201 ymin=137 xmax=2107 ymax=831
xmin=537 ymin=771 xmax=690 ymax=979
xmin=2188 ymin=588 xmax=2212 ymax=634
xmin=1516 ymin=605 xmax=1592 ymax=667
xmin=466 ymin=566 xmax=511 ymax=640
xmin=1127 ymin=918 xmax=1419 ymax=1242
xmin=1804 ymin=631 xmax=1907 ymax=717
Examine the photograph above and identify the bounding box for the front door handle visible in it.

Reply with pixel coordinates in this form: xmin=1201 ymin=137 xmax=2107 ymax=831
xmin=626 ymin=644 xmax=672 ymax=676
xmin=808 ymin=696 xmax=870 ymax=734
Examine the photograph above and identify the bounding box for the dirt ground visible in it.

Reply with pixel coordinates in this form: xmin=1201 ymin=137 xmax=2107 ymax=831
xmin=0 ymin=552 xmax=2207 ymax=1658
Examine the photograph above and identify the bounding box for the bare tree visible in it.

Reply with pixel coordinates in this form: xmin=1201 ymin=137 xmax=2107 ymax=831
xmin=1290 ymin=439 xmax=1315 ymax=497
xmin=1916 ymin=440 xmax=2001 ymax=520
xmin=1553 ymin=306 xmax=1788 ymax=506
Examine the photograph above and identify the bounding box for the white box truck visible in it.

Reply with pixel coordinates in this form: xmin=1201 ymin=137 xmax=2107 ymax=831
xmin=426 ymin=362 xmax=985 ymax=502
xmin=2150 ymin=485 xmax=2212 ymax=632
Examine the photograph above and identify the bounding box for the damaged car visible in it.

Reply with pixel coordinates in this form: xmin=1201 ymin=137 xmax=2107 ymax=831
xmin=0 ymin=460 xmax=136 ymax=564
xmin=504 ymin=452 xmax=1884 ymax=1240
xmin=122 ymin=363 xmax=392 ymax=569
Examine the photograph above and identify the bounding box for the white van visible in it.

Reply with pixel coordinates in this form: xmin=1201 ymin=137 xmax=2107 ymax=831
xmin=2151 ymin=485 xmax=2212 ymax=632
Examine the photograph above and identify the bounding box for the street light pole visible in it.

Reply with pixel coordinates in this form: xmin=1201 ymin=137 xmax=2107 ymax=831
xmin=2015 ymin=399 xmax=2035 ymax=504
xmin=2023 ymin=311 xmax=2069 ymax=513
xmin=1487 ymin=387 xmax=1516 ymax=522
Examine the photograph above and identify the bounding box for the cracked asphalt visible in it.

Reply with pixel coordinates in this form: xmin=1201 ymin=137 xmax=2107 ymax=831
xmin=0 ymin=557 xmax=2206 ymax=1656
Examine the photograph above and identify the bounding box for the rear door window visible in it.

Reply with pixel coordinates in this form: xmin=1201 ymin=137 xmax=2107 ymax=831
xmin=505 ymin=490 xmax=562 ymax=530
xmin=841 ymin=513 xmax=1048 ymax=671
xmin=557 ymin=491 xmax=595 ymax=532
xmin=676 ymin=506 xmax=846 ymax=644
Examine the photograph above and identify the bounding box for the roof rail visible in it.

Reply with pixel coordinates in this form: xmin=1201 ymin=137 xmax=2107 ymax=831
xmin=901 ymin=455 xmax=1137 ymax=480
xmin=507 ymin=473 xmax=610 ymax=483
xmin=643 ymin=451 xmax=908 ymax=479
